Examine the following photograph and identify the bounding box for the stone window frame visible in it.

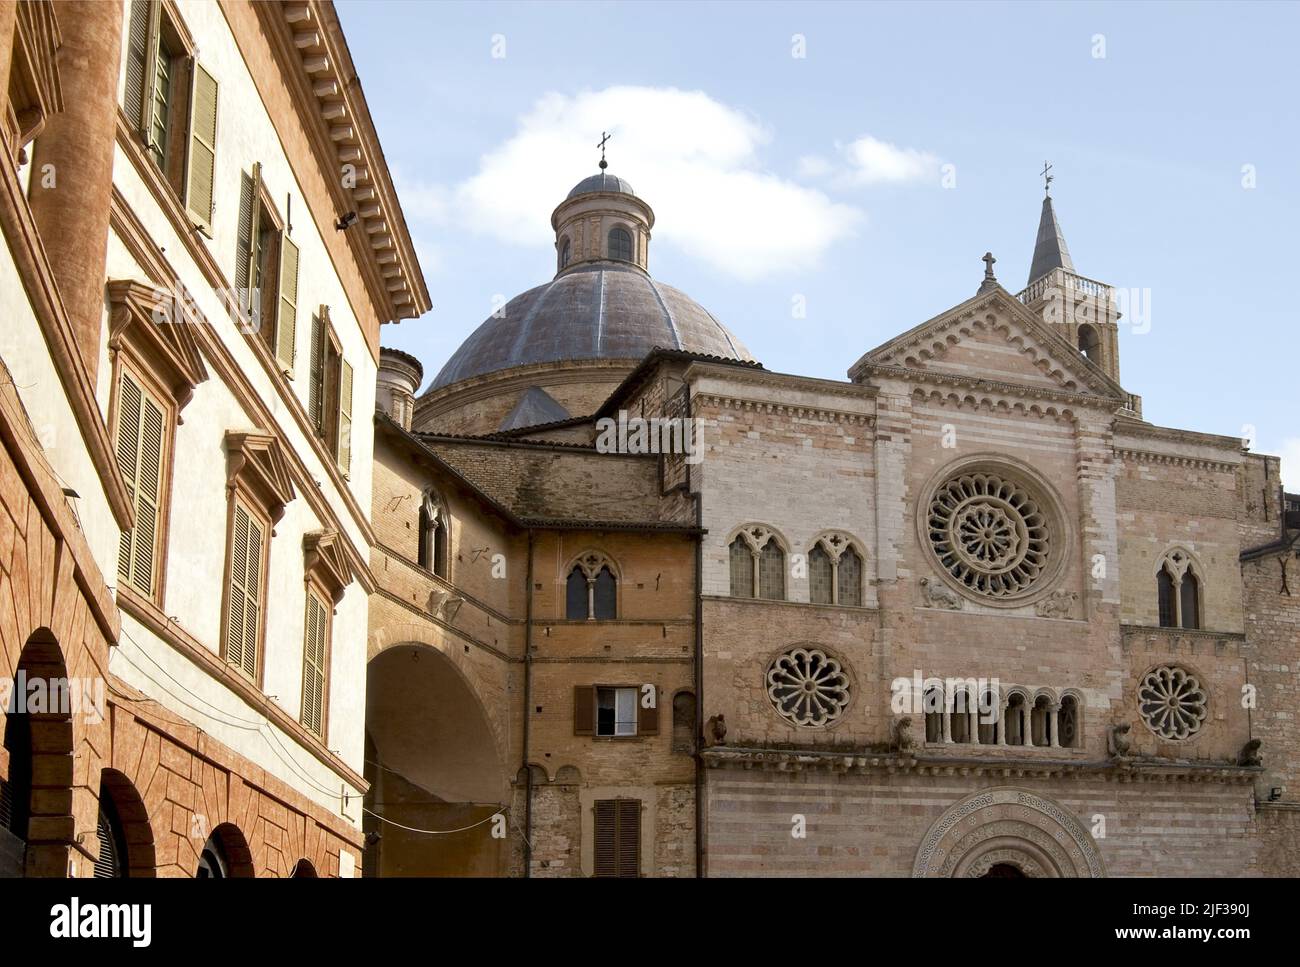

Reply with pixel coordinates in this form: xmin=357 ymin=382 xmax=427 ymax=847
xmin=105 ymin=280 xmax=209 ymax=606
xmin=606 ymin=223 xmax=634 ymax=263
xmin=417 ymin=488 xmax=450 ymax=580
xmin=563 ymin=550 xmax=620 ymax=621
xmin=806 ymin=530 xmax=867 ymax=607
xmin=3 ymin=0 xmax=63 ymax=160
xmin=219 ymin=430 xmax=295 ymax=688
xmin=727 ymin=523 xmax=789 ymax=601
xmin=1155 ymin=546 xmax=1204 ymax=631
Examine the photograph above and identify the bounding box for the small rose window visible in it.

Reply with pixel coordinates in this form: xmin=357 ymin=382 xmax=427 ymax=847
xmin=765 ymin=648 xmax=850 ymax=728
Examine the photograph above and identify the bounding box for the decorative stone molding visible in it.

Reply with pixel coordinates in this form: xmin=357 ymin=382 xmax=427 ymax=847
xmin=106 ymin=279 xmax=210 ymax=414
xmin=694 ymin=393 xmax=874 ymax=427
xmin=919 ymin=576 xmax=962 ymax=610
xmin=912 ymin=787 xmax=1104 ymax=878
xmin=250 ymin=1 xmax=428 ymax=323
xmin=224 ymin=430 xmax=296 ymax=526
xmin=1035 ymin=589 xmax=1077 ymax=619
xmin=1114 ymin=447 xmax=1239 ymax=474
xmin=911 ymin=387 xmax=1078 ymax=425
xmin=303 ymin=529 xmax=353 ymax=604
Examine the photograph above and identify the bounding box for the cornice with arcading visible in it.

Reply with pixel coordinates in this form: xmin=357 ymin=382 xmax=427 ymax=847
xmin=701 ymin=747 xmax=1260 ymax=784
xmin=864 ymin=363 xmax=1117 ymax=412
xmin=910 ymin=387 xmax=1080 ymax=425
xmin=1114 ymin=447 xmax=1240 ymax=474
xmin=693 ymin=392 xmax=875 ymax=428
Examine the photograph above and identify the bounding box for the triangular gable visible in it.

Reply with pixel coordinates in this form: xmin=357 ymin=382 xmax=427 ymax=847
xmin=107 ymin=279 xmax=210 ymax=412
xmin=498 ymin=386 xmax=572 ymax=431
xmin=303 ymin=529 xmax=353 ymax=603
xmin=224 ymin=430 xmax=296 ymax=523
xmin=848 ymin=286 xmax=1126 ymax=402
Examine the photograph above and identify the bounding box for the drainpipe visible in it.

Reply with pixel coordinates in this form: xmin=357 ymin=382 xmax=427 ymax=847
xmin=694 ymin=500 xmax=705 ymax=878
xmin=523 ymin=528 xmax=535 ymax=877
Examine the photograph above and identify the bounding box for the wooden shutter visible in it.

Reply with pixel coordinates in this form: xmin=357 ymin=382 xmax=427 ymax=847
xmin=301 ymin=592 xmax=328 ymax=737
xmin=593 ymin=799 xmax=640 ymax=878
xmin=114 ymin=372 xmax=166 ymax=598
xmin=308 ymin=310 xmax=326 ymax=434
xmin=276 ymin=235 xmax=299 ymax=371
xmin=573 ymin=685 xmax=594 ymax=736
xmin=616 ymin=799 xmax=640 ymax=877
xmin=226 ymin=502 xmax=263 ymax=680
xmin=123 ymin=0 xmax=154 ymax=134
xmin=638 ymin=685 xmax=659 ymax=735
xmin=184 ymin=60 xmax=218 ymax=231
xmin=336 ymin=358 xmax=353 ymax=474
xmin=235 ymin=164 xmax=262 ymax=317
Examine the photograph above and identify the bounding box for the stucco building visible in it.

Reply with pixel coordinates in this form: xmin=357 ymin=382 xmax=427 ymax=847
xmin=372 ymin=166 xmax=1299 ymax=876
xmin=0 ymin=0 xmax=428 ymax=877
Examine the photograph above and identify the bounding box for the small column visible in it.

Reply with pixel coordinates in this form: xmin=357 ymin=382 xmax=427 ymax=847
xmin=586 ymin=579 xmax=595 ymax=620
xmin=1049 ymin=703 xmax=1061 ymax=748
xmin=997 ymin=699 xmax=1008 ymax=746
xmin=941 ymin=697 xmax=952 ymax=743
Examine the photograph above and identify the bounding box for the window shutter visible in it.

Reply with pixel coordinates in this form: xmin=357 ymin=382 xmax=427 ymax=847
xmin=301 ymin=592 xmax=327 ymax=737
xmin=616 ymin=800 xmax=640 ymax=877
xmin=573 ymin=685 xmax=594 ymax=736
xmin=276 ymin=235 xmax=299 ymax=371
xmin=638 ymin=686 xmax=659 ymax=735
xmin=309 ymin=311 xmax=326 ymax=434
xmin=114 ymin=374 xmax=166 ymax=598
xmin=226 ymin=503 xmax=262 ymax=679
xmin=235 ymin=164 xmax=262 ymax=317
xmin=593 ymin=801 xmax=616 ymax=876
xmin=184 ymin=61 xmax=218 ymax=231
xmin=123 ymin=0 xmax=153 ymax=133
xmin=337 ymin=358 xmax=353 ymax=474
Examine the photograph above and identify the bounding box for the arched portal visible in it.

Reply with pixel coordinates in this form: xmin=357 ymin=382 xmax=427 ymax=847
xmin=364 ymin=643 xmax=509 ymax=876
xmin=912 ymin=787 xmax=1105 ymax=878
xmin=196 ymin=823 xmax=254 ymax=878
xmin=95 ymin=769 xmax=157 ymax=877
xmin=1 ymin=631 xmax=75 ymax=877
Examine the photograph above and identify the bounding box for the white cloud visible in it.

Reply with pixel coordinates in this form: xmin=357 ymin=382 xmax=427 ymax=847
xmin=800 ymin=136 xmax=941 ymax=189
xmin=425 ymin=86 xmax=862 ymax=280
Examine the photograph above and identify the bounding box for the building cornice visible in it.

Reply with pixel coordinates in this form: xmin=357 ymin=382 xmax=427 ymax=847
xmin=693 ymin=392 xmax=875 ymax=428
xmin=1114 ymin=447 xmax=1241 ymax=474
xmin=242 ymin=0 xmax=429 ymax=324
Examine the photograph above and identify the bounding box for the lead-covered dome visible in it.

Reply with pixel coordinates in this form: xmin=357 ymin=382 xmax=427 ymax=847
xmin=567 ymin=172 xmax=636 ymax=199
xmin=430 ymin=262 xmax=751 ymax=389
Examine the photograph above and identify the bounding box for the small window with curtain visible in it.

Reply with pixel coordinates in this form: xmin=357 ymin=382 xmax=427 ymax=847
xmin=608 ymin=226 xmax=633 ymax=262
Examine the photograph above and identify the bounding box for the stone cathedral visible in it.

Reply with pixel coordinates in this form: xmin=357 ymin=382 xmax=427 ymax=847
xmin=366 ymin=169 xmax=1300 ymax=877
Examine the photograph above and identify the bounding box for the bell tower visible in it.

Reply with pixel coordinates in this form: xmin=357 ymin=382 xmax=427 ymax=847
xmin=1017 ymin=167 xmax=1123 ymax=386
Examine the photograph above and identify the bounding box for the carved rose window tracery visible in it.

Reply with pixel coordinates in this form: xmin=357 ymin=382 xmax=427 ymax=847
xmin=1137 ymin=665 xmax=1208 ymax=741
xmin=927 ymin=471 xmax=1051 ymax=600
xmin=765 ymin=648 xmax=850 ymax=728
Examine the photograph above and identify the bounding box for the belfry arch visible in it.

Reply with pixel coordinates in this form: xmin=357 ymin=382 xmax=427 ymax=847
xmin=364 ymin=643 xmax=510 ymax=876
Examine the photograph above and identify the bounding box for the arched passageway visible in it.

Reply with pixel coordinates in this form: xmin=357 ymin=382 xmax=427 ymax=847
xmin=364 ymin=644 xmax=509 ymax=876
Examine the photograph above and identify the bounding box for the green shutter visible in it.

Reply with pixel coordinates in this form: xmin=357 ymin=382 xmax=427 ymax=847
xmin=235 ymin=164 xmax=262 ymax=321
xmin=123 ymin=0 xmax=153 ymax=133
xmin=184 ymin=60 xmax=218 ymax=231
xmin=226 ymin=502 xmax=262 ymax=680
xmin=114 ymin=374 xmax=167 ymax=598
xmin=276 ymin=235 xmax=299 ymax=371
xmin=301 ymin=593 xmax=328 ymax=737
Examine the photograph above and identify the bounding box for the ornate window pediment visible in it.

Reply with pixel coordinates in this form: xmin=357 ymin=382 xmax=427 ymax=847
xmin=224 ymin=430 xmax=295 ymax=525
xmin=303 ymin=529 xmax=353 ymax=604
xmin=107 ymin=279 xmax=209 ymax=414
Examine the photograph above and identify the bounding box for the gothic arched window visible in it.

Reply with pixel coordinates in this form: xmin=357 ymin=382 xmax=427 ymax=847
xmin=593 ymin=566 xmax=617 ymax=620
xmin=1157 ymin=565 xmax=1177 ymax=627
xmin=565 ymin=566 xmax=588 ymax=619
xmin=1031 ymin=695 xmax=1053 ymax=746
xmin=417 ymin=492 xmax=448 ymax=578
xmin=837 ymin=547 xmax=862 ymax=607
xmin=729 ymin=536 xmax=754 ymax=598
xmin=559 ymin=237 xmax=571 ymax=271
xmin=808 ymin=545 xmax=833 ymax=604
xmin=758 ymin=541 xmax=785 ymax=600
xmin=608 ymin=226 xmax=633 ymax=262
xmin=1179 ymin=570 xmax=1200 ymax=630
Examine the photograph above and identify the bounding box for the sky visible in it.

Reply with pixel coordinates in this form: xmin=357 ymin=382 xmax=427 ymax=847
xmin=339 ymin=0 xmax=1299 ymax=487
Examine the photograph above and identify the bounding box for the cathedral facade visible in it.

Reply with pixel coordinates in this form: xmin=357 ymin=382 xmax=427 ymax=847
xmin=372 ymin=168 xmax=1300 ymax=876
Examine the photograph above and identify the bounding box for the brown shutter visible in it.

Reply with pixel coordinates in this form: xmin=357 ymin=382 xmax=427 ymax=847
xmin=115 ymin=374 xmax=143 ymax=582
xmin=337 ymin=358 xmax=353 ymax=474
xmin=226 ymin=502 xmax=263 ymax=680
xmin=638 ymin=685 xmax=659 ymax=735
xmin=301 ymin=592 xmax=327 ymax=737
xmin=616 ymin=799 xmax=640 ymax=877
xmin=593 ymin=800 xmax=616 ymax=876
xmin=184 ymin=61 xmax=218 ymax=232
xmin=573 ymin=685 xmax=594 ymax=736
xmin=114 ymin=373 xmax=167 ymax=598
xmin=276 ymin=235 xmax=299 ymax=371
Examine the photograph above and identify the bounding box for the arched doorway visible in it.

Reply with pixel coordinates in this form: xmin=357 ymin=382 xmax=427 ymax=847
xmin=196 ymin=823 xmax=254 ymax=878
xmin=0 ymin=631 xmax=75 ymax=876
xmin=94 ymin=769 xmax=156 ymax=877
xmin=290 ymin=858 xmax=318 ymax=878
xmin=364 ymin=644 xmax=508 ymax=876
xmin=981 ymin=862 xmax=1027 ymax=878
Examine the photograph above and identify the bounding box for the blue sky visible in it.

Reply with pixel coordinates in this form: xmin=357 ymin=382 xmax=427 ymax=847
xmin=340 ymin=0 xmax=1299 ymax=485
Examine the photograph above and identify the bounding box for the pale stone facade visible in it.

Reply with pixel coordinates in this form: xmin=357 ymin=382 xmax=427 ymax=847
xmin=378 ymin=172 xmax=1298 ymax=877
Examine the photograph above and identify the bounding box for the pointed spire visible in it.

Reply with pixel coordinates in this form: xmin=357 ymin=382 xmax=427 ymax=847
xmin=1027 ymin=194 xmax=1075 ymax=285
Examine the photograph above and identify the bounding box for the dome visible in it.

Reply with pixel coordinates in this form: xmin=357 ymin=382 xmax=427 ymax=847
xmin=566 ymin=172 xmax=636 ymax=199
xmin=430 ymin=262 xmax=752 ymax=390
